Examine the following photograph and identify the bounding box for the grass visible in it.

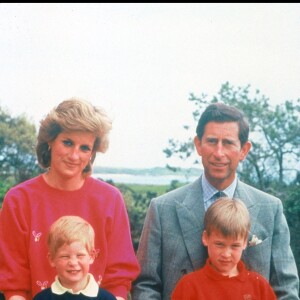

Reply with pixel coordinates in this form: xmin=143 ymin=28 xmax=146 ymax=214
xmin=123 ymin=183 xmax=171 ymax=195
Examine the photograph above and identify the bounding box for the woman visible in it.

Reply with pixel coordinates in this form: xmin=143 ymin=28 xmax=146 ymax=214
xmin=0 ymin=98 xmax=140 ymax=300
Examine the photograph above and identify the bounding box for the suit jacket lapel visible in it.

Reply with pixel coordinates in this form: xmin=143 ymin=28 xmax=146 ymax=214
xmin=175 ymin=178 xmax=207 ymax=269
xmin=234 ymin=180 xmax=262 ymax=245
xmin=174 ymin=179 xmax=261 ymax=270
xmin=234 ymin=180 xmax=259 ymax=222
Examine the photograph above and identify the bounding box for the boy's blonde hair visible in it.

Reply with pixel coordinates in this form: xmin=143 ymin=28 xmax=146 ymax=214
xmin=48 ymin=215 xmax=95 ymax=258
xmin=204 ymin=197 xmax=250 ymax=240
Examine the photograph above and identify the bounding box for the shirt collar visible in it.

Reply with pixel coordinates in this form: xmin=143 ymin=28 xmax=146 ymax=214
xmin=202 ymin=174 xmax=237 ymax=204
xmin=51 ymin=273 xmax=99 ymax=296
xmin=204 ymin=259 xmax=247 ymax=282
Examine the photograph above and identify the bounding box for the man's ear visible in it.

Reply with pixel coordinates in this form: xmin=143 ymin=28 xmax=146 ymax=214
xmin=194 ymin=136 xmax=202 ymax=156
xmin=202 ymin=230 xmax=208 ymax=247
xmin=240 ymin=141 xmax=251 ymax=161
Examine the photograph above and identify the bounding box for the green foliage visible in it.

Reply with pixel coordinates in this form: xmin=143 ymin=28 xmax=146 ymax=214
xmin=164 ymin=82 xmax=300 ymax=190
xmin=104 ymin=180 xmax=173 ymax=251
xmin=163 ymin=83 xmax=300 ymax=276
xmin=119 ymin=182 xmax=170 ymax=251
xmin=0 ymin=179 xmax=14 ymax=207
xmin=0 ymin=107 xmax=41 ymax=205
xmin=282 ymin=183 xmax=300 ymax=275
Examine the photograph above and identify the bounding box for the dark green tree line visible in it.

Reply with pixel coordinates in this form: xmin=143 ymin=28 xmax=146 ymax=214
xmin=164 ymin=82 xmax=300 ymax=191
xmin=0 ymin=107 xmax=41 ymax=203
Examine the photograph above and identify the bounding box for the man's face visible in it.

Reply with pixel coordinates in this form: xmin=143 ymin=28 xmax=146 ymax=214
xmin=194 ymin=121 xmax=251 ymax=190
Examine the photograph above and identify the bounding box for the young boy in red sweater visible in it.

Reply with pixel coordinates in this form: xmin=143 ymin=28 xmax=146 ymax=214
xmin=171 ymin=198 xmax=277 ymax=300
xmin=33 ymin=216 xmax=117 ymax=300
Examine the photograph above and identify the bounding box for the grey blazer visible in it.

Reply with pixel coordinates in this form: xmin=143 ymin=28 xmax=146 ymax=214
xmin=132 ymin=177 xmax=299 ymax=300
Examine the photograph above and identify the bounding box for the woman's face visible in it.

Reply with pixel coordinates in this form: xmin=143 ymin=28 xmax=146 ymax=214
xmin=49 ymin=131 xmax=96 ymax=180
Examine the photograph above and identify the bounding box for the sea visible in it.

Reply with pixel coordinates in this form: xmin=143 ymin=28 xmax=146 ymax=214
xmin=92 ymin=173 xmax=200 ymax=185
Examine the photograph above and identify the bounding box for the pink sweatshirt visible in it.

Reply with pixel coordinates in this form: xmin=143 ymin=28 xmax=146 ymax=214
xmin=0 ymin=175 xmax=140 ymax=299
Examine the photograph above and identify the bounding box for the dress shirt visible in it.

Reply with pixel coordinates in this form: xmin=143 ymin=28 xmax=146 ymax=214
xmin=202 ymin=174 xmax=237 ymax=210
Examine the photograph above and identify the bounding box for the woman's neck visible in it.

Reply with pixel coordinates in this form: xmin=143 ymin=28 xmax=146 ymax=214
xmin=42 ymin=170 xmax=86 ymax=191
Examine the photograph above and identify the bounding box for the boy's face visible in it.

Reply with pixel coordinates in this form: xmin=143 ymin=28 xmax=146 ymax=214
xmin=49 ymin=241 xmax=94 ymax=292
xmin=202 ymin=229 xmax=247 ymax=277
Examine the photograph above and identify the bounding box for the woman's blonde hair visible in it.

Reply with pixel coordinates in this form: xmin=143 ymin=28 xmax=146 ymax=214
xmin=48 ymin=215 xmax=95 ymax=258
xmin=36 ymin=97 xmax=112 ymax=175
xmin=204 ymin=197 xmax=250 ymax=240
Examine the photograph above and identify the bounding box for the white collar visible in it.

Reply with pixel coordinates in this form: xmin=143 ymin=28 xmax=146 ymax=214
xmin=51 ymin=273 xmax=99 ymax=296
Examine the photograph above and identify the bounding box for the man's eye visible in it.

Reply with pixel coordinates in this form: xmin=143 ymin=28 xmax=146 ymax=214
xmin=207 ymin=139 xmax=217 ymax=144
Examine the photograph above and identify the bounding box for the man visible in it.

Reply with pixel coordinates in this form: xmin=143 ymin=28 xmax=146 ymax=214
xmin=132 ymin=103 xmax=299 ymax=300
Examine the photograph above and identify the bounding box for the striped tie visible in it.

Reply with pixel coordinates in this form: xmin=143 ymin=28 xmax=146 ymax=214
xmin=216 ymin=191 xmax=227 ymax=199
xmin=206 ymin=191 xmax=228 ymax=210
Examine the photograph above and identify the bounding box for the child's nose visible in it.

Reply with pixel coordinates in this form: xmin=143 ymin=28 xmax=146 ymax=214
xmin=68 ymin=257 xmax=78 ymax=265
xmin=222 ymin=248 xmax=231 ymax=257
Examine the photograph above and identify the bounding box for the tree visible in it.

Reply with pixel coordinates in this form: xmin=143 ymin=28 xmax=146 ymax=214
xmin=284 ymin=183 xmax=300 ymax=275
xmin=0 ymin=107 xmax=40 ymax=194
xmin=104 ymin=180 xmax=154 ymax=251
xmin=163 ymin=83 xmax=300 ymax=278
xmin=164 ymin=82 xmax=300 ymax=191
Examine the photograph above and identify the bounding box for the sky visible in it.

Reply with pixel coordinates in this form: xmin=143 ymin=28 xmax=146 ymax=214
xmin=0 ymin=3 xmax=299 ymax=169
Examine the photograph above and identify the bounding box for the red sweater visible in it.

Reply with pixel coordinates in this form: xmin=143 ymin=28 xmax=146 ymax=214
xmin=0 ymin=175 xmax=140 ymax=299
xmin=172 ymin=259 xmax=277 ymax=300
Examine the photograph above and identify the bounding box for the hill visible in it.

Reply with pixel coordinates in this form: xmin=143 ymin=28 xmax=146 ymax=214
xmin=93 ymin=166 xmax=202 ymax=177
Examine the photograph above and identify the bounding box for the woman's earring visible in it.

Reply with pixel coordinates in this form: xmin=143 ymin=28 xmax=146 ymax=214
xmin=48 ymin=145 xmax=51 ymax=151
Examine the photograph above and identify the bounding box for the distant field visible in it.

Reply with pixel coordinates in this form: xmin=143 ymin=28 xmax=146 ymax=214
xmin=94 ymin=172 xmax=199 ymax=186
xmin=123 ymin=183 xmax=170 ymax=195
xmin=116 ymin=182 xmax=186 ymax=196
